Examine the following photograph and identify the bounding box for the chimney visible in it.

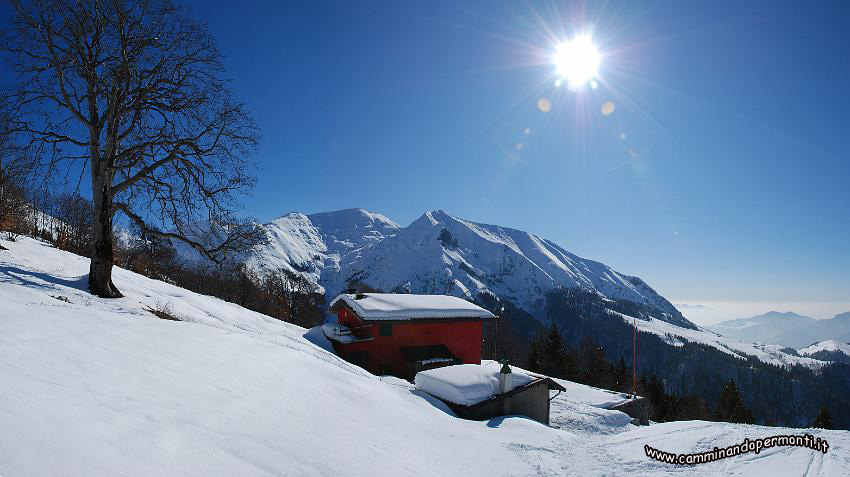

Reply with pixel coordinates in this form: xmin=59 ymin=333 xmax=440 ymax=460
xmin=498 ymin=362 xmax=512 ymax=394
xmin=355 ymin=292 xmax=366 ymax=300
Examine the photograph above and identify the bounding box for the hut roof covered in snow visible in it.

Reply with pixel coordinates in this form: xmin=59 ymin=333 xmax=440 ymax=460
xmin=415 ymin=364 xmax=539 ymax=406
xmin=329 ymin=293 xmax=497 ymax=321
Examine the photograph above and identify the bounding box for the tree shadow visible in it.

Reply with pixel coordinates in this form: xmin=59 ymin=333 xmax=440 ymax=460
xmin=0 ymin=264 xmax=88 ymax=293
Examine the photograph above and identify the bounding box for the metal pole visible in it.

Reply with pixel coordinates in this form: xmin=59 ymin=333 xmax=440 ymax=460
xmin=632 ymin=317 xmax=636 ymax=397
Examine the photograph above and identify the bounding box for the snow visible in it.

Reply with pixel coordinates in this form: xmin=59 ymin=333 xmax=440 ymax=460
xmin=0 ymin=237 xmax=555 ymax=476
xmin=799 ymin=340 xmax=850 ymax=356
xmin=233 ymin=208 xmax=689 ymax=327
xmin=481 ymin=360 xmax=633 ymax=409
xmin=560 ymin=378 xmax=634 ymax=409
xmin=320 ymin=322 xmax=365 ymax=343
xmin=476 ymin=360 xmax=637 ymax=434
xmin=414 ymin=363 xmax=535 ymax=405
xmin=3 ymin=236 xmax=849 ymax=476
xmin=607 ymin=310 xmax=825 ymax=369
xmin=242 ymin=208 xmax=400 ymax=293
xmin=606 ymin=420 xmax=850 ymax=476
xmin=329 ymin=292 xmax=496 ymax=321
xmin=302 ymin=325 xmax=335 ymax=352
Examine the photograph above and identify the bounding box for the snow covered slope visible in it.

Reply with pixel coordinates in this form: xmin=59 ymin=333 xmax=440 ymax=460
xmin=243 ymin=208 xmax=690 ymax=328
xmin=244 ymin=208 xmax=400 ymax=286
xmin=606 ymin=420 xmax=850 ymax=476
xmin=608 ymin=311 xmax=825 ymax=368
xmin=0 ymin=237 xmax=566 ymax=475
xmin=2 ymin=237 xmax=849 ymax=476
xmin=799 ymin=340 xmax=850 ymax=357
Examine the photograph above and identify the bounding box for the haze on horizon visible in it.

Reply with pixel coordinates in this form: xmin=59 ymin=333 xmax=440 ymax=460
xmin=673 ymin=301 xmax=850 ymax=326
xmin=109 ymin=1 xmax=850 ymax=317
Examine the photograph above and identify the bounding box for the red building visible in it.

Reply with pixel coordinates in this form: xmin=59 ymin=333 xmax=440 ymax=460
xmin=323 ymin=293 xmax=497 ymax=379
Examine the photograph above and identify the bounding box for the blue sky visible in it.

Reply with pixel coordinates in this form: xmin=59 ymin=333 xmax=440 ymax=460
xmin=3 ymin=1 xmax=845 ymax=317
xmin=187 ymin=0 xmax=849 ymax=315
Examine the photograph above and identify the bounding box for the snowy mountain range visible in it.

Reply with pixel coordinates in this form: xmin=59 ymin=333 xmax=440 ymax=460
xmin=240 ymin=208 xmax=693 ymax=328
xmin=175 ymin=208 xmax=847 ymax=372
xmin=710 ymin=312 xmax=850 ymax=348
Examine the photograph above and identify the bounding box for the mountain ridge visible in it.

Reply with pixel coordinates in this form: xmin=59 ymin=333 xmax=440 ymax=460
xmin=237 ymin=208 xmax=695 ymax=329
xmin=711 ymin=311 xmax=850 ymax=348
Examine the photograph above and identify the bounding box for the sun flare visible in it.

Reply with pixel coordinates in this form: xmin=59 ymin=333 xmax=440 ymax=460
xmin=553 ymin=35 xmax=600 ymax=89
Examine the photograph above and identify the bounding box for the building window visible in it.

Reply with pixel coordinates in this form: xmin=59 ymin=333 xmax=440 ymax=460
xmin=379 ymin=324 xmax=392 ymax=336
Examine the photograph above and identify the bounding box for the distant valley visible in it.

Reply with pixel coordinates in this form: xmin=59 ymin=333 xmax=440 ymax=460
xmin=709 ymin=311 xmax=850 ymax=348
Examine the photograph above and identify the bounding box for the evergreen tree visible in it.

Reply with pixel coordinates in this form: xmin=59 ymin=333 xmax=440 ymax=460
xmin=526 ymin=331 xmax=544 ymax=372
xmin=563 ymin=347 xmax=578 ymax=381
xmin=587 ymin=345 xmax=613 ymax=388
xmin=615 ymin=356 xmax=628 ymax=392
xmin=540 ymin=323 xmax=569 ymax=378
xmin=646 ymin=375 xmax=668 ymax=421
xmin=812 ymin=407 xmax=833 ymax=429
xmin=669 ymin=395 xmax=713 ymax=422
xmin=715 ymin=379 xmax=754 ymax=424
xmin=637 ymin=375 xmax=648 ymax=397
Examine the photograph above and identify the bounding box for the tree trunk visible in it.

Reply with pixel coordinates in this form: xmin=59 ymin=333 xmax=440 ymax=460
xmin=88 ymin=172 xmax=122 ymax=298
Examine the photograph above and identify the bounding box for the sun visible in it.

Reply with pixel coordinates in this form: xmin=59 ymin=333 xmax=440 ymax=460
xmin=553 ymin=34 xmax=601 ymax=89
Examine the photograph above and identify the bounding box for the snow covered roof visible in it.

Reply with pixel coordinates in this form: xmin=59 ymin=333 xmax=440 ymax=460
xmin=328 ymin=293 xmax=496 ymax=321
xmin=414 ymin=364 xmax=539 ymax=406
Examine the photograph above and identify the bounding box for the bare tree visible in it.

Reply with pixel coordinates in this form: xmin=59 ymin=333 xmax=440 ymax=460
xmin=0 ymin=102 xmax=33 ymax=240
xmin=2 ymin=0 xmax=261 ymax=297
xmin=54 ymin=192 xmax=93 ymax=255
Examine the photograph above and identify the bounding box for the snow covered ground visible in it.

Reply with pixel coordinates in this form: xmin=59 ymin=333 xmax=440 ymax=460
xmin=607 ymin=420 xmax=850 ymax=476
xmin=2 ymin=236 xmax=848 ymax=476
xmin=799 ymin=340 xmax=850 ymax=357
xmin=606 ymin=310 xmax=825 ymax=368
